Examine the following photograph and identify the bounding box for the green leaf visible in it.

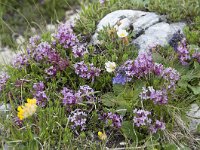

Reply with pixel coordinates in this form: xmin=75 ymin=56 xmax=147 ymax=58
xmin=163 ymin=143 xmax=177 ymax=150
xmin=101 ymin=92 xmax=116 ymax=107
xmin=121 ymin=121 xmax=136 ymax=141
xmin=188 ymin=85 xmax=200 ymax=95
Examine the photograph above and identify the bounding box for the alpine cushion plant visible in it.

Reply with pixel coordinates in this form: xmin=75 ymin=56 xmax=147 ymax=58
xmin=1 ymin=10 xmax=200 ymax=150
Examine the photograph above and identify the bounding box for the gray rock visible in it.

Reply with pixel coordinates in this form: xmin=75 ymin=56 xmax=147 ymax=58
xmin=92 ymin=10 xmax=147 ymax=44
xmin=0 ymin=104 xmax=11 ymax=112
xmin=187 ymin=104 xmax=200 ymax=131
xmin=132 ymin=13 xmax=162 ymax=34
xmin=92 ymin=9 xmax=186 ymax=50
xmin=0 ymin=47 xmax=16 ymax=65
xmin=133 ymin=22 xmax=186 ymax=51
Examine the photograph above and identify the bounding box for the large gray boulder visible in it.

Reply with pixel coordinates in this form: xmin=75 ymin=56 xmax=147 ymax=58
xmin=92 ymin=10 xmax=186 ymax=51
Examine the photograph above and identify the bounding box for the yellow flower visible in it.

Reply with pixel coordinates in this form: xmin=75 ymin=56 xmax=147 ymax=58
xmin=105 ymin=61 xmax=116 ymax=73
xmin=17 ymin=98 xmax=37 ymax=120
xmin=98 ymin=131 xmax=107 ymax=141
xmin=117 ymin=29 xmax=128 ymax=38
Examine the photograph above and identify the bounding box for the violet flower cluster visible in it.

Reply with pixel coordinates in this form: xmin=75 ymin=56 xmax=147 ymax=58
xmin=192 ymin=52 xmax=200 ymax=63
xmin=72 ymin=44 xmax=88 ymax=58
xmin=54 ymin=23 xmax=78 ymax=48
xmin=101 ymin=112 xmax=123 ymax=128
xmin=149 ymin=120 xmax=166 ymax=133
xmin=133 ymin=109 xmax=152 ymax=127
xmin=123 ymin=52 xmax=154 ymax=78
xmin=169 ymin=31 xmax=190 ymax=65
xmin=0 ymin=72 xmax=9 ymax=93
xmin=13 ymin=53 xmax=29 ymax=69
xmin=140 ymin=87 xmax=168 ymax=105
xmin=61 ymin=85 xmax=95 ymax=105
xmin=74 ymin=61 xmax=101 ymax=81
xmin=176 ymin=38 xmax=191 ymax=65
xmin=33 ymin=81 xmax=48 ymax=107
xmin=69 ymin=109 xmax=87 ymax=131
xmin=133 ymin=109 xmax=165 ymax=133
xmin=161 ymin=67 xmax=180 ymax=90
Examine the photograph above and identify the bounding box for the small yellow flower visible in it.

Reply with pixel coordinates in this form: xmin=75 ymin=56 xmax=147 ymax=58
xmin=98 ymin=131 xmax=107 ymax=141
xmin=117 ymin=29 xmax=128 ymax=38
xmin=17 ymin=98 xmax=37 ymax=120
xmin=105 ymin=61 xmax=116 ymax=73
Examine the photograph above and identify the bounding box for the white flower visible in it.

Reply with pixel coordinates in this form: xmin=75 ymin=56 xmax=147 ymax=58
xmin=16 ymin=35 xmax=25 ymax=45
xmin=105 ymin=61 xmax=116 ymax=73
xmin=117 ymin=29 xmax=128 ymax=38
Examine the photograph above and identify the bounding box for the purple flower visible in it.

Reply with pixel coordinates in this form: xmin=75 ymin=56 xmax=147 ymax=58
xmin=33 ymin=42 xmax=51 ymax=61
xmin=176 ymin=39 xmax=190 ymax=65
xmin=29 ymin=35 xmax=40 ymax=48
xmin=74 ymin=61 xmax=100 ymax=80
xmin=47 ymin=51 xmax=60 ymax=62
xmin=33 ymin=81 xmax=45 ymax=91
xmin=45 ymin=66 xmax=57 ymax=76
xmin=57 ymin=59 xmax=69 ymax=71
xmin=123 ymin=52 xmax=154 ymax=79
xmin=153 ymin=63 xmax=164 ymax=76
xmin=72 ymin=44 xmax=88 ymax=58
xmin=169 ymin=31 xmax=184 ymax=50
xmin=54 ymin=23 xmax=78 ymax=48
xmin=12 ymin=53 xmax=29 ymax=69
xmin=140 ymin=86 xmax=168 ymax=105
xmin=14 ymin=117 xmax=23 ymax=127
xmin=74 ymin=61 xmax=88 ymax=78
xmin=78 ymin=85 xmax=94 ymax=101
xmin=35 ymin=91 xmax=48 ymax=107
xmin=61 ymin=87 xmax=79 ymax=105
xmin=192 ymin=52 xmax=200 ymax=63
xmin=162 ymin=67 xmax=180 ymax=89
xmin=101 ymin=112 xmax=123 ymax=128
xmin=87 ymin=63 xmax=101 ymax=81
xmin=69 ymin=109 xmax=87 ymax=131
xmin=113 ymin=73 xmax=127 ymax=85
xmin=0 ymin=72 xmax=9 ymax=92
xmin=133 ymin=109 xmax=152 ymax=127
xmin=149 ymin=120 xmax=165 ymax=133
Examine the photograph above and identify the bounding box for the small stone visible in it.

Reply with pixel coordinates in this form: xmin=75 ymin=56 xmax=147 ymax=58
xmin=0 ymin=104 xmax=11 ymax=112
xmin=187 ymin=104 xmax=200 ymax=131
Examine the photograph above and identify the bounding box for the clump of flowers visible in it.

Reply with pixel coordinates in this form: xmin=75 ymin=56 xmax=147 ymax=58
xmin=169 ymin=31 xmax=190 ymax=65
xmin=33 ymin=81 xmax=48 ymax=107
xmin=61 ymin=87 xmax=79 ymax=105
xmin=54 ymin=23 xmax=78 ymax=48
xmin=161 ymin=67 xmax=180 ymax=89
xmin=123 ymin=52 xmax=154 ymax=78
xmin=69 ymin=109 xmax=87 ymax=132
xmin=101 ymin=112 xmax=123 ymax=128
xmin=192 ymin=52 xmax=200 ymax=63
xmin=74 ymin=61 xmax=101 ymax=81
xmin=0 ymin=72 xmax=9 ymax=92
xmin=77 ymin=85 xmax=95 ymax=101
xmin=133 ymin=109 xmax=152 ymax=127
xmin=72 ymin=44 xmax=88 ymax=58
xmin=133 ymin=109 xmax=165 ymax=133
xmin=17 ymin=98 xmax=37 ymax=120
xmin=140 ymin=87 xmax=168 ymax=105
xmin=13 ymin=53 xmax=29 ymax=69
xmin=149 ymin=120 xmax=166 ymax=133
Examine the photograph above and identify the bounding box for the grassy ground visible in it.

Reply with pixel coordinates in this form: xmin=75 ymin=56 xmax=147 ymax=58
xmin=0 ymin=0 xmax=80 ymax=49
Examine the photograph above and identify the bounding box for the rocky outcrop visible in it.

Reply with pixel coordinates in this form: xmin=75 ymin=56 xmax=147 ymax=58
xmin=92 ymin=10 xmax=186 ymax=51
